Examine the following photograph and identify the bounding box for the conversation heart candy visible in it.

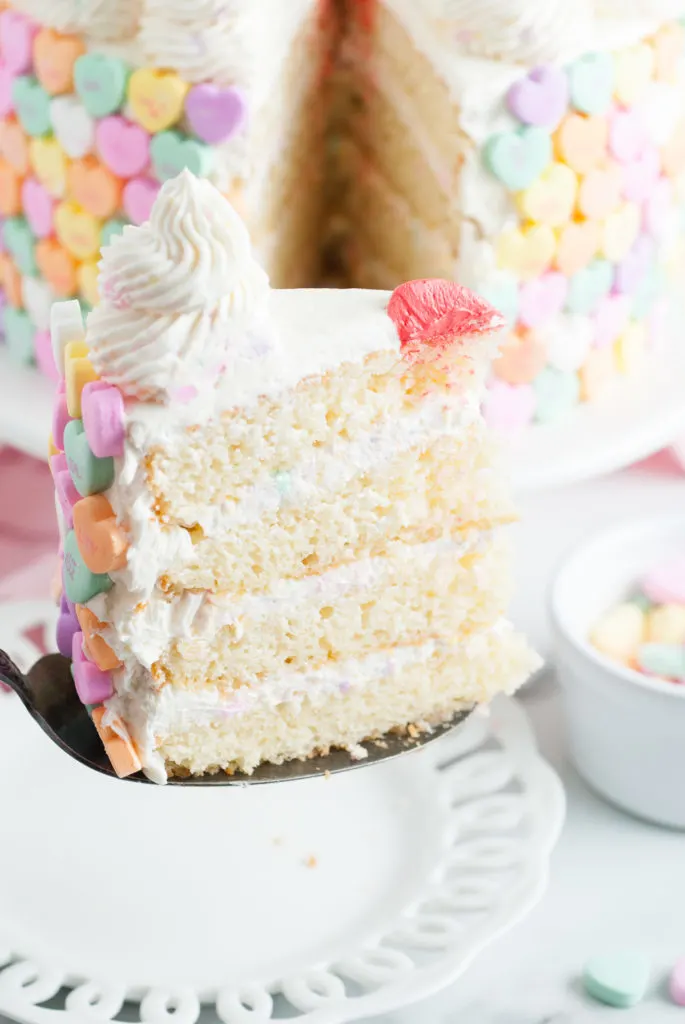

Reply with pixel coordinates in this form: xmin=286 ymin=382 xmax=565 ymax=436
xmin=128 ymin=67 xmax=189 ymax=133
xmin=0 ymin=10 xmax=38 ymax=74
xmin=37 ymin=238 xmax=77 ymax=297
xmin=496 ymin=224 xmax=555 ymax=280
xmin=150 ymin=130 xmax=213 ymax=183
xmin=3 ymin=216 xmax=36 ymax=275
xmin=55 ymin=201 xmax=101 ymax=260
xmin=518 ymin=271 xmax=567 ymax=328
xmin=584 ymin=953 xmax=650 ymax=1008
xmin=643 ymin=558 xmax=685 ymax=605
xmin=594 ymin=294 xmax=631 ymax=348
xmin=555 ymin=219 xmax=599 ymax=276
xmin=55 ymin=465 xmax=79 ymax=528
xmin=75 ymin=604 xmax=121 ymax=671
xmin=507 ymin=65 xmax=568 ymax=128
xmin=637 ymin=81 xmax=679 ymax=148
xmin=633 ymin=265 xmax=661 ymax=319
xmin=122 ymin=177 xmax=160 ymax=226
xmin=185 ymin=83 xmax=246 ymax=144
xmin=33 ymin=28 xmax=84 ymax=96
xmin=533 ymin=366 xmax=580 ymax=423
xmin=12 ymin=75 xmax=51 ymax=136
xmin=614 ymin=43 xmax=654 ymax=106
xmin=64 ymin=418 xmax=114 ymax=496
xmin=555 ymin=114 xmax=608 ymax=174
xmin=614 ymin=236 xmax=654 ymax=294
xmin=69 ymin=156 xmax=122 ymax=219
xmin=483 ymin=380 xmax=535 ymax=432
xmin=50 ymin=94 xmax=94 ymax=159
xmin=29 ymin=136 xmax=67 ymax=197
xmin=21 ymin=176 xmax=55 ymax=237
xmin=661 ymin=119 xmax=685 ymax=177
xmin=56 ymin=603 xmax=79 ymax=658
xmin=646 ymin=604 xmax=685 ymax=645
xmin=90 ymin=706 xmax=141 ymax=778
xmin=0 ymin=160 xmax=21 ymax=215
xmin=477 ymin=272 xmax=519 ymax=325
xmin=0 ymin=64 xmax=13 ymax=118
xmin=74 ymin=52 xmax=128 ymax=118
xmin=52 ymin=385 xmax=70 ymax=449
xmin=82 ymin=380 xmax=125 ymax=457
xmin=601 ymin=202 xmax=640 ymax=263
xmin=538 ymin=313 xmax=593 ymax=372
xmin=64 ymin=338 xmax=97 ymax=415
xmin=0 ymin=254 xmax=22 ymax=307
xmin=636 ymin=642 xmax=685 ymax=679
xmin=615 ymin=320 xmax=647 ymax=375
xmin=568 ymin=52 xmax=614 ymax=115
xmin=577 ymin=164 xmax=622 ymax=219
xmin=100 ymin=218 xmax=126 ymax=249
xmin=609 ymin=108 xmax=649 ymax=164
xmin=644 ymin=178 xmax=673 ymax=240
xmin=34 ymin=329 xmax=58 ymax=379
xmin=483 ymin=126 xmax=552 ymax=191
xmin=492 ymin=328 xmax=546 ymax=385
xmin=591 ymin=603 xmax=645 ymax=661
xmin=565 ymin=259 xmax=613 ymax=315
xmin=517 ymin=162 xmax=577 ymax=227
xmin=4 ymin=306 xmax=34 ymax=364
xmin=622 ymin=146 xmax=660 ymax=204
xmin=72 ymin=631 xmax=113 ymax=704
xmin=74 ymin=494 xmax=128 ymax=574
xmin=95 ymin=114 xmax=149 ymax=177
xmin=580 ymin=345 xmax=616 ymax=400
xmin=22 ymin=274 xmax=53 ymax=330
xmin=77 ymin=261 xmax=99 ymax=307
xmin=0 ymin=116 xmax=30 ymax=174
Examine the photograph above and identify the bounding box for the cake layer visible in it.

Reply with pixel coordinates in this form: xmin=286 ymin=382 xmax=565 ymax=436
xmin=149 ymin=532 xmax=509 ymax=689
xmin=115 ymin=621 xmax=539 ymax=780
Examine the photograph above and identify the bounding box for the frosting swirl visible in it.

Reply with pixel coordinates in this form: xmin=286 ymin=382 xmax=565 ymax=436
xmin=11 ymin=0 xmax=141 ymax=39
xmin=88 ymin=171 xmax=269 ymax=402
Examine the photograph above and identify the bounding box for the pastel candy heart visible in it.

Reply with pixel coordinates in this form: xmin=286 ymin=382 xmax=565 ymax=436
xmin=654 ymin=22 xmax=685 ymax=82
xmin=12 ymin=76 xmax=51 ymax=136
xmin=4 ymin=307 xmax=34 ymax=364
xmin=614 ymin=44 xmax=654 ymax=106
xmin=95 ymin=115 xmax=150 ymax=177
xmin=75 ymin=604 xmax=121 ymax=671
xmin=633 ymin=646 xmax=681 ymax=682
xmin=50 ymin=95 xmax=94 ymax=159
xmin=52 ymin=390 xmax=70 ymax=449
xmin=518 ymin=271 xmax=567 ymax=328
xmin=622 ymin=146 xmax=660 ymax=203
xmin=506 ymin=65 xmax=568 ymax=129
xmin=33 ymin=28 xmax=84 ymax=96
xmin=64 ymin=339 xmax=97 ymax=416
xmin=555 ymin=114 xmax=608 ymax=174
xmin=0 ymin=116 xmax=29 ymax=174
xmin=591 ymin=603 xmax=645 ymax=660
xmin=636 ymin=82 xmax=679 ymax=147
xmin=55 ymin=201 xmax=101 ymax=260
xmin=609 ymin=108 xmax=648 ymax=164
xmin=483 ymin=126 xmax=552 ymax=191
xmin=128 ymin=68 xmax=189 ymax=133
xmin=185 ymin=83 xmax=246 ymax=144
xmin=533 ymin=367 xmax=580 ymax=423
xmin=0 ymin=64 xmax=15 ymax=117
xmin=72 ymin=631 xmax=113 ymax=704
xmin=601 ymin=202 xmax=640 ymax=262
xmin=22 ymin=274 xmax=53 ymax=329
xmin=74 ymin=52 xmax=128 ymax=118
xmin=538 ymin=314 xmax=593 ymax=372
xmin=36 ymin=238 xmax=77 ymax=297
xmin=64 ymin=418 xmax=114 ymax=497
xmin=516 ymin=162 xmax=576 ymax=227
xmin=101 ymin=218 xmax=126 ymax=249
xmin=3 ymin=216 xmax=36 ymax=275
xmin=0 ymin=10 xmax=38 ymax=74
xmin=150 ymin=130 xmax=213 ymax=183
xmin=478 ymin=273 xmax=520 ymax=325
xmin=495 ymin=224 xmax=555 ymax=280
xmin=642 ymin=557 xmax=685 ymax=604
xmin=69 ymin=156 xmax=122 ymax=219
xmin=579 ymin=344 xmax=616 ymax=400
xmin=0 ymin=160 xmax=21 ymax=216
xmin=615 ymin=320 xmax=647 ymax=375
xmin=55 ymin=465 xmax=79 ymax=528
xmin=122 ymin=177 xmax=160 ymax=226
xmin=555 ymin=220 xmax=599 ymax=276
xmin=74 ymin=494 xmax=128 ymax=574
xmin=669 ymin=956 xmax=685 ymax=1006
xmin=29 ymin=136 xmax=67 ymax=196
xmin=82 ymin=380 xmax=125 ymax=457
xmin=35 ymin=328 xmax=58 ymax=379
xmin=51 ymin=302 xmax=84 ymax=374
xmin=568 ymin=52 xmax=614 ymax=115
xmin=577 ymin=164 xmax=622 ymax=219
xmin=0 ymin=254 xmax=22 ymax=306
xmin=91 ymin=706 xmax=141 ymax=778
xmin=644 ymin=178 xmax=673 ymax=239
xmin=77 ymin=261 xmax=99 ymax=307
xmin=661 ymin=120 xmax=685 ymax=177
xmin=633 ymin=265 xmax=661 ymax=319
xmin=645 ymin=604 xmax=685 ymax=645
xmin=594 ymin=294 xmax=631 ymax=348
xmin=614 ymin=236 xmax=654 ymax=294
xmin=492 ymin=328 xmax=545 ymax=385
xmin=56 ymin=604 xmax=79 ymax=658
xmin=483 ymin=380 xmax=535 ymax=432
xmin=21 ymin=177 xmax=55 ymax=238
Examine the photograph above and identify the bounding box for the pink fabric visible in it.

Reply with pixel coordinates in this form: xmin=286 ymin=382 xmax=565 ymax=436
xmin=0 ymin=446 xmax=58 ymax=600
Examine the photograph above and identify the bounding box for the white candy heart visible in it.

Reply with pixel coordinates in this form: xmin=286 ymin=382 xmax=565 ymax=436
xmin=636 ymin=82 xmax=679 ymax=146
xmin=21 ymin=275 xmax=54 ymax=331
xmin=50 ymin=95 xmax=95 ymax=159
xmin=537 ymin=314 xmax=593 ymax=372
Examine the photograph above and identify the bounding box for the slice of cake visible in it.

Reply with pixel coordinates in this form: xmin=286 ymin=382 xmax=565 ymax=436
xmin=50 ymin=170 xmax=539 ymax=783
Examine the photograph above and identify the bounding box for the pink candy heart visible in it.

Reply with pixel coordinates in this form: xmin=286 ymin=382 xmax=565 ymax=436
xmin=185 ymin=83 xmax=246 ymax=144
xmin=96 ymin=116 xmax=150 ymax=178
xmin=593 ymin=294 xmax=631 ymax=348
xmin=0 ymin=10 xmax=37 ymax=74
xmin=22 ymin=177 xmax=55 ymax=238
xmin=0 ymin=62 xmax=15 ymax=118
xmin=483 ymin=380 xmax=536 ymax=432
xmin=82 ymin=380 xmax=125 ymax=458
xmin=507 ymin=65 xmax=569 ymax=129
xmin=622 ymin=146 xmax=660 ymax=203
xmin=614 ymin=235 xmax=654 ymax=294
xmin=52 ymin=391 xmax=71 ymax=449
xmin=643 ymin=558 xmax=685 ymax=604
xmin=644 ymin=178 xmax=673 ymax=239
xmin=609 ymin=108 xmax=649 ymax=164
xmin=123 ymin=177 xmax=160 ymax=226
xmin=35 ymin=328 xmax=58 ymax=379
xmin=519 ymin=272 xmax=567 ymax=328
xmin=72 ymin=632 xmax=113 ymax=704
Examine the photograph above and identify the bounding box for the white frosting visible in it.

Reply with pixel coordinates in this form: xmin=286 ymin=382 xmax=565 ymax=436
xmin=11 ymin=0 xmax=141 ymax=40
xmin=87 ymin=171 xmax=269 ymax=402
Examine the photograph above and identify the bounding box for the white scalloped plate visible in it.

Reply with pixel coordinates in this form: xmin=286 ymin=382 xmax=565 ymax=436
xmin=0 ymin=601 xmax=565 ymax=1024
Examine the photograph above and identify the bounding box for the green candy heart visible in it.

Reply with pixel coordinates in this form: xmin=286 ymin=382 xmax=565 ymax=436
xmin=637 ymin=642 xmax=685 ymax=678
xmin=63 ymin=529 xmax=112 ymax=605
xmin=12 ymin=75 xmax=51 ymax=136
xmin=483 ymin=126 xmax=552 ymax=191
xmin=150 ymin=130 xmax=214 ymax=184
xmin=74 ymin=53 xmax=129 ymax=118
xmin=4 ymin=308 xmax=35 ymax=365
xmin=568 ymin=52 xmax=614 ymax=115
xmin=100 ymin=218 xmax=127 ymax=249
xmin=3 ymin=216 xmax=37 ymax=275
xmin=633 ymin=266 xmax=661 ymax=319
xmin=64 ymin=418 xmax=115 ymax=497
xmin=583 ymin=952 xmax=650 ymax=1008
xmin=566 ymin=259 xmax=613 ymax=315
xmin=533 ymin=367 xmax=580 ymax=424
xmin=479 ymin=273 xmax=520 ymax=326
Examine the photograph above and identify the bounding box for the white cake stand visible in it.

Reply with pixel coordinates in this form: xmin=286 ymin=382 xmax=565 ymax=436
xmin=0 ymin=600 xmax=564 ymax=1024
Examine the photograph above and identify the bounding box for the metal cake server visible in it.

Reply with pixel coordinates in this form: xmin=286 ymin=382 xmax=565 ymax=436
xmin=0 ymin=649 xmax=473 ymax=785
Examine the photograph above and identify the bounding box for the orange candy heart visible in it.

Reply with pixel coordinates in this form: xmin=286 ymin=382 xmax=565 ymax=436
xmin=0 ymin=254 xmax=22 ymax=307
xmin=0 ymin=160 xmax=21 ymax=215
xmin=0 ymin=116 xmax=29 ymax=175
xmin=577 ymin=164 xmax=622 ymax=219
xmin=33 ymin=28 xmax=84 ymax=96
xmin=36 ymin=238 xmax=77 ymax=297
xmin=661 ymin=120 xmax=685 ymax=177
xmin=91 ymin=707 xmax=142 ymax=778
xmin=73 ymin=494 xmax=128 ymax=574
xmin=492 ymin=328 xmax=546 ymax=386
xmin=75 ymin=603 xmax=121 ymax=671
xmin=654 ymin=23 xmax=685 ymax=83
xmin=555 ymin=114 xmax=608 ymax=175
xmin=555 ymin=219 xmax=600 ymax=276
xmin=69 ymin=156 xmax=122 ymax=219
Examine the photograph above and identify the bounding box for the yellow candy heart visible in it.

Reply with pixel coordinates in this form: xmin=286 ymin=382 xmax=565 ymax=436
xmin=128 ymin=68 xmax=189 ymax=133
xmin=495 ymin=224 xmax=555 ymax=281
xmin=601 ymin=202 xmax=641 ymax=263
xmin=77 ymin=260 xmax=100 ymax=307
xmin=615 ymin=321 xmax=647 ymax=375
xmin=614 ymin=43 xmax=654 ymax=106
xmin=517 ymin=162 xmax=577 ymax=227
xmin=580 ymin=346 xmax=616 ymax=401
xmin=29 ymin=137 xmax=67 ymax=198
xmin=55 ymin=201 xmax=101 ymax=261
xmin=65 ymin=339 xmax=99 ymax=417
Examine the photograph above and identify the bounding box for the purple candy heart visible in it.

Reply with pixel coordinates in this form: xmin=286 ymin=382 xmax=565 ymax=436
xmin=507 ymin=66 xmax=569 ymax=129
xmin=519 ymin=272 xmax=567 ymax=328
xmin=614 ymin=235 xmax=654 ymax=294
xmin=185 ymin=84 xmax=247 ymax=144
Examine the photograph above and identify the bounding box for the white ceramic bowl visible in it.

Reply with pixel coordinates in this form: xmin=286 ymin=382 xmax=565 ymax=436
xmin=550 ymin=513 xmax=685 ymax=829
